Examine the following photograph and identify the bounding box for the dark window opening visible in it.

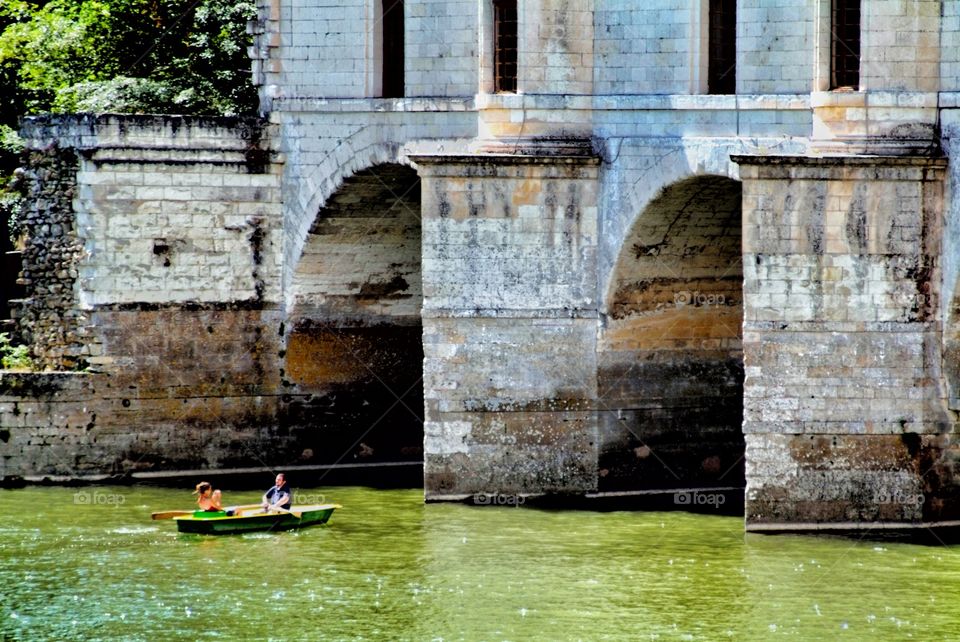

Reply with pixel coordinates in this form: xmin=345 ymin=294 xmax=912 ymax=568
xmin=708 ymin=0 xmax=736 ymax=94
xmin=382 ymin=0 xmax=404 ymax=98
xmin=493 ymin=0 xmax=517 ymax=93
xmin=831 ymin=0 xmax=860 ymax=89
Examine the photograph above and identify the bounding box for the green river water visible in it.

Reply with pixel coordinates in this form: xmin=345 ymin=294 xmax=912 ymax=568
xmin=1 ymin=485 xmax=959 ymax=641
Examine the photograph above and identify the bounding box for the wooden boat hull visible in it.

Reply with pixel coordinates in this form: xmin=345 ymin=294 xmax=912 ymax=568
xmin=174 ymin=504 xmax=341 ymax=535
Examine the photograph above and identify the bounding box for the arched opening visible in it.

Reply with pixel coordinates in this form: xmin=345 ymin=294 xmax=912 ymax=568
xmin=283 ymin=164 xmax=423 ymax=473
xmin=599 ymin=175 xmax=744 ymax=494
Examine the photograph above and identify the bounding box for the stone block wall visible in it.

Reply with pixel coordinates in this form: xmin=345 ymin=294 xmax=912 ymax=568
xmin=517 ymin=1 xmax=594 ymax=95
xmin=1 ymin=116 xmax=296 ymax=478
xmin=860 ymin=0 xmax=940 ymax=93
xmin=15 ymin=146 xmax=87 ymax=370
xmin=414 ymin=153 xmax=601 ymax=497
xmin=942 ymin=1 xmax=960 ymax=91
xmin=736 ymin=154 xmax=959 ymax=525
xmin=254 ymin=0 xmax=478 ymax=103
xmin=737 ymin=0 xmax=814 ymax=94
xmin=593 ymin=3 xmax=692 ymax=95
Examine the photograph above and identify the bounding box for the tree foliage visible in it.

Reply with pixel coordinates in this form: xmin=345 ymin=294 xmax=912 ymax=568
xmin=0 ymin=0 xmax=258 ymax=244
xmin=0 ymin=0 xmax=258 ymax=118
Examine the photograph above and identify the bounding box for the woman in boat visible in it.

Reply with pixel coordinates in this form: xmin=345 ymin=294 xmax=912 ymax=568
xmin=194 ymin=481 xmax=224 ymax=512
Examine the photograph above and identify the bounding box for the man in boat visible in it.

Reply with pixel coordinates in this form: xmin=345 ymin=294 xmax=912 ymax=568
xmin=262 ymin=473 xmax=293 ymax=511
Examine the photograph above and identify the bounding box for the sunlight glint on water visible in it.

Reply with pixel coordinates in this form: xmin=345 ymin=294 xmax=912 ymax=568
xmin=1 ymin=486 xmax=959 ymax=640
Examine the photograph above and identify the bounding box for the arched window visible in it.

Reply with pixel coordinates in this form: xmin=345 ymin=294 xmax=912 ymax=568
xmin=381 ymin=0 xmax=404 ymax=98
xmin=831 ymin=0 xmax=860 ymax=89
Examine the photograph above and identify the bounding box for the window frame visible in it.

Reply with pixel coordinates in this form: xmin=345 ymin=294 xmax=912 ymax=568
xmin=380 ymin=0 xmax=405 ymax=98
xmin=492 ymin=0 xmax=518 ymax=94
xmin=830 ymin=0 xmax=860 ymax=90
xmin=707 ymin=0 xmax=737 ymax=95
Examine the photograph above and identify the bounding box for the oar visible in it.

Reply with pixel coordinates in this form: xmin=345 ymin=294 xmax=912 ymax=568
xmin=150 ymin=510 xmax=193 ymax=520
xmin=267 ymin=505 xmax=302 ymax=518
xmin=151 ymin=503 xmax=262 ymax=520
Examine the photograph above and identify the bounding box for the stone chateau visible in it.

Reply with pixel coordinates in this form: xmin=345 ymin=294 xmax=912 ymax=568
xmin=3 ymin=0 xmax=960 ymax=533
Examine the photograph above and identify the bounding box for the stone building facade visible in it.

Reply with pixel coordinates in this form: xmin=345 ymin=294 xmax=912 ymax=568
xmin=4 ymin=0 xmax=960 ymax=532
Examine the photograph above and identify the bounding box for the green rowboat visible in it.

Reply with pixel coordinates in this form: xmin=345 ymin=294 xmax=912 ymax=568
xmin=174 ymin=504 xmax=341 ymax=535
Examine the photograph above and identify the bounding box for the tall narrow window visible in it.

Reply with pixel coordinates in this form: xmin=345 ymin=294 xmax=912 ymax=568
xmin=831 ymin=0 xmax=860 ymax=89
xmin=708 ymin=0 xmax=736 ymax=94
xmin=382 ymin=0 xmax=404 ymax=98
xmin=493 ymin=0 xmax=517 ymax=93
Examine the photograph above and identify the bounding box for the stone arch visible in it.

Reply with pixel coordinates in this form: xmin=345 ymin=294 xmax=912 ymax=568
xmin=597 ymin=173 xmax=745 ymax=493
xmin=281 ymin=161 xmax=424 ymax=468
xmin=597 ymin=138 xmax=744 ymax=300
xmin=283 ymin=138 xmax=415 ymax=303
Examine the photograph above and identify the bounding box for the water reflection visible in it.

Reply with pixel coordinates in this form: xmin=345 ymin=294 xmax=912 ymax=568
xmin=1 ymin=486 xmax=959 ymax=640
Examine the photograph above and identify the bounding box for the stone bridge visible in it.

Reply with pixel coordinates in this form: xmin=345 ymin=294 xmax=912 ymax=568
xmin=4 ymin=0 xmax=960 ymax=533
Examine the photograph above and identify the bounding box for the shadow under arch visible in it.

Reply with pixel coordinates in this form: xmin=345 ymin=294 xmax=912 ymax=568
xmin=597 ymin=174 xmax=745 ymax=494
xmin=280 ymin=163 xmax=424 ymax=474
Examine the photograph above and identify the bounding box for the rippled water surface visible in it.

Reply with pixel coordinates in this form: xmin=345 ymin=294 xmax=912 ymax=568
xmin=2 ymin=485 xmax=959 ymax=641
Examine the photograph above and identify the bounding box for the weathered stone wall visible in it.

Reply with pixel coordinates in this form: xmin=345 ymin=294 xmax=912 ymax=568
xmin=737 ymin=155 xmax=958 ymax=525
xmin=15 ymin=146 xmax=88 ymax=370
xmin=252 ymin=0 xmax=478 ymax=105
xmin=0 ymin=307 xmax=291 ymax=479
xmin=6 ymin=0 xmax=960 ymax=535
xmin=415 ymin=154 xmax=600 ymax=497
xmin=1 ymin=116 xmax=295 ymax=478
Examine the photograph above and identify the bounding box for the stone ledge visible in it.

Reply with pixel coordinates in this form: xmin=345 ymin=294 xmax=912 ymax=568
xmin=734 ymin=154 xmax=947 ymax=181
xmin=745 ymin=520 xmax=960 ymax=543
xmin=733 ymin=154 xmax=947 ymax=167
xmin=743 ymin=320 xmax=941 ymax=332
xmin=410 ymin=152 xmax=601 ymax=166
xmin=20 ymin=114 xmax=275 ymax=154
xmin=269 ymin=96 xmax=476 ymax=113
xmin=0 ymin=370 xmax=94 ymax=398
xmin=476 ymin=93 xmax=811 ymax=111
xmin=422 ymin=308 xmax=599 ymax=319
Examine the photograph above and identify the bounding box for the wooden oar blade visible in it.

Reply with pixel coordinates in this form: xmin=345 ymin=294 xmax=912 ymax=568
xmin=151 ymin=510 xmax=193 ymax=520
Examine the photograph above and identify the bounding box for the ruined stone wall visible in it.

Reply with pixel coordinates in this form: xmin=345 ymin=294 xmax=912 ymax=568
xmin=0 ymin=116 xmax=295 ymax=479
xmin=737 ymin=155 xmax=958 ymax=526
xmin=15 ymin=146 xmax=88 ymax=370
